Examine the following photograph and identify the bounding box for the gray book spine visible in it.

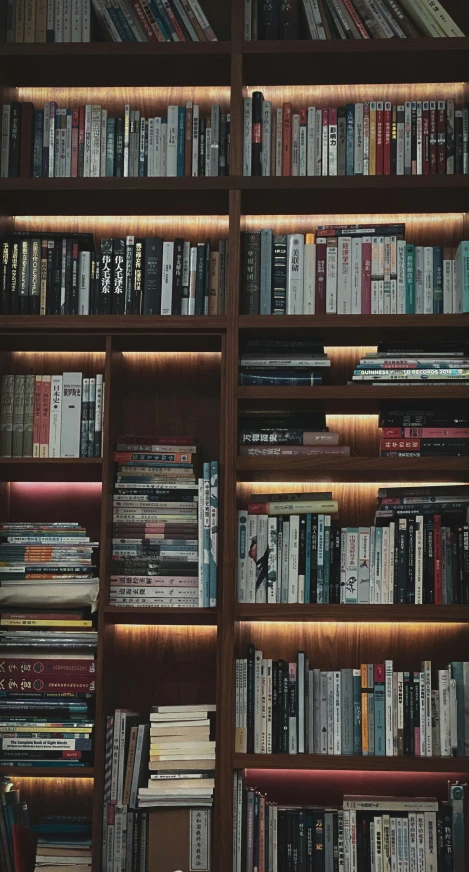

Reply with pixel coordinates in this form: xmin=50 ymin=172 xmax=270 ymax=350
xmin=0 ymin=374 xmax=14 ymax=457
xmin=353 ymin=669 xmax=362 ymax=754
xmin=341 ymin=668 xmax=354 ymax=755
xmin=368 ymin=662 xmax=375 ymax=755
xmin=61 ymin=372 xmax=82 ymax=458
xmin=11 ymin=374 xmax=26 ymax=458
xmin=260 ymin=229 xmax=273 ymax=315
xmin=313 ymin=668 xmax=321 ymax=754
xmin=22 ymin=374 xmax=35 ymax=458
xmin=325 ymin=812 xmax=334 ymax=872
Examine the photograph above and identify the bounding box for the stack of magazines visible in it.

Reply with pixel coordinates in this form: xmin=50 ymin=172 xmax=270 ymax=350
xmin=352 ymin=343 xmax=469 ymax=384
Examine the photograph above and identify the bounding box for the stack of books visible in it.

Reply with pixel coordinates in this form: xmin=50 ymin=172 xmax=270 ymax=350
xmin=239 ymin=339 xmax=332 ymax=386
xmin=353 ymin=344 xmax=469 ymax=384
xmin=233 ymin=777 xmax=466 ymax=872
xmin=243 ymin=94 xmax=469 ymax=177
xmin=245 ymin=0 xmax=465 ymax=39
xmin=380 ymin=408 xmax=469 ymax=457
xmin=1 ymin=101 xmax=229 ymax=179
xmin=238 ymin=408 xmax=349 ymax=456
xmin=237 ymin=491 xmax=340 ymax=604
xmin=138 ymin=703 xmax=216 ymax=808
xmin=0 ymin=372 xmax=104 ymax=459
xmin=110 ymin=436 xmax=218 ymax=608
xmin=235 ymin=649 xmax=469 ymax=757
xmin=241 ymin=227 xmax=469 ymax=315
xmin=33 ymin=816 xmax=92 ymax=872
xmin=0 ymin=233 xmax=228 ymax=316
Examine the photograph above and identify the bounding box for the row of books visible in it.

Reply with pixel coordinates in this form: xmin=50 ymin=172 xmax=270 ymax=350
xmin=234 ymin=650 xmax=469 ymax=758
xmin=243 ymin=94 xmax=469 ymax=177
xmin=354 ymin=347 xmax=469 ymax=384
xmin=111 ymin=436 xmax=218 ymax=608
xmin=0 ymin=372 xmax=104 ymax=459
xmin=239 ymin=341 xmax=335 ymax=388
xmin=0 ymin=234 xmax=228 ymax=316
xmin=233 ymin=776 xmax=466 ymax=872
xmin=245 ymin=0 xmax=465 ymax=39
xmin=241 ymin=227 xmax=469 ymax=315
xmin=1 ymin=101 xmax=230 ymax=179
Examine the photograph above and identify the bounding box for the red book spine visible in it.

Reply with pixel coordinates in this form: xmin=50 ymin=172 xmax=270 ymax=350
xmin=422 ymin=103 xmax=430 ymax=174
xmin=433 ymin=514 xmax=442 ymax=604
xmin=71 ymin=108 xmax=79 ymax=178
xmin=39 ymin=377 xmax=51 ymax=459
xmin=429 ymin=103 xmax=437 ymax=174
xmin=342 ymin=0 xmax=370 ymax=37
xmin=128 ymin=0 xmax=159 ymax=41
xmin=282 ymin=103 xmax=292 ymax=177
xmin=382 ymin=427 xmax=469 ymax=438
xmin=0 ymin=658 xmax=96 ymax=675
xmin=315 ymin=238 xmax=326 ymax=314
xmin=78 ymin=106 xmax=85 ymax=178
xmin=376 ymin=104 xmax=383 ymax=175
xmin=380 ymin=438 xmax=422 ymax=451
xmin=383 ymin=103 xmax=391 ymax=175
xmin=184 ymin=104 xmax=193 ymax=176
xmin=361 ymin=238 xmax=372 ymax=314
xmin=437 ymin=101 xmax=446 ymax=174
xmin=62 ymin=750 xmax=83 ymax=758
xmin=0 ymin=677 xmax=96 ymax=693
xmin=113 ymin=451 xmax=191 ymax=462
xmin=33 ymin=377 xmax=42 ymax=459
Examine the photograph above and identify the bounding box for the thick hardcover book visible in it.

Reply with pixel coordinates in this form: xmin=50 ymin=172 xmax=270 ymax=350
xmin=111 ymin=238 xmax=125 ymax=315
xmin=172 ymin=238 xmax=184 ymax=315
xmin=242 ymin=232 xmax=261 ymax=315
xmin=259 ymin=0 xmax=279 ymax=38
xmin=142 ymin=238 xmax=163 ymax=315
xmin=279 ymin=0 xmax=298 ymax=38
xmin=98 ymin=239 xmax=113 ymax=315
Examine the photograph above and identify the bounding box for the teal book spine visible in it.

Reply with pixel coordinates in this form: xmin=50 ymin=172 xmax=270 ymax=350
xmin=260 ymin=229 xmax=273 ymax=315
xmin=209 ymin=461 xmax=218 ymax=608
xmin=433 ymin=245 xmax=443 ymax=313
xmin=305 ymin=514 xmax=312 ymax=605
xmin=177 ymin=106 xmax=185 ymax=177
xmin=367 ymin=663 xmax=375 ymax=755
xmin=203 ymin=462 xmax=211 ymax=608
xmin=352 ymin=669 xmax=362 ymax=755
xmin=405 ymin=243 xmax=415 ymax=313
xmin=458 ymin=240 xmax=469 ymax=312
xmin=341 ymin=668 xmax=354 ymax=756
xmin=323 ymin=517 xmax=331 ymax=604
xmin=106 ymin=117 xmax=115 ymax=177
xmin=374 ymin=665 xmax=385 ymax=756
xmin=450 ymin=661 xmax=465 ymax=756
xmin=450 ymin=783 xmax=465 ymax=872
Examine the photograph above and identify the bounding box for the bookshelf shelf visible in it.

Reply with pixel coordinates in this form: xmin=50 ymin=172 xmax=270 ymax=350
xmin=0 ymin=457 xmax=103 ymax=482
xmin=238 ymin=385 xmax=469 ymax=412
xmin=239 ymin=315 xmax=469 ymax=344
xmin=235 ymin=604 xmax=469 ymax=622
xmin=0 ymin=767 xmax=95 ymax=778
xmin=233 ymin=755 xmax=469 ymax=772
xmin=236 ymin=456 xmax=469 ymax=482
xmin=104 ymin=606 xmax=218 ymax=625
xmin=241 ymin=37 xmax=469 ymax=85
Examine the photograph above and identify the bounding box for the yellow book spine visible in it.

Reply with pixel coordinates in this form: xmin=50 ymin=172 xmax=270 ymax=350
xmin=305 ymin=233 xmax=316 ymax=244
xmin=0 ymin=619 xmax=92 ymax=627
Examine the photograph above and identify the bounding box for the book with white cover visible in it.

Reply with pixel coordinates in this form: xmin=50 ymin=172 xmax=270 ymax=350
xmin=288 ymin=515 xmax=299 ymax=603
xmin=166 ymin=106 xmax=178 ymax=177
xmin=49 ymin=375 xmax=63 ymax=458
xmin=307 ymin=107 xmax=316 ymax=176
xmin=246 ymin=514 xmax=257 ymax=604
xmin=262 ymin=101 xmax=271 ymax=177
xmin=160 ymin=241 xmax=174 ymax=315
xmin=60 ymin=372 xmax=82 ymax=458
xmin=326 ymin=239 xmax=338 ymax=314
xmin=286 ymin=235 xmax=304 ymax=314
xmin=303 ymin=241 xmax=316 ymax=314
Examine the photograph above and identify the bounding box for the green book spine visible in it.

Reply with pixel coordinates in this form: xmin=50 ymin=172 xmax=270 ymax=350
xmin=373 ymin=665 xmax=385 ymax=756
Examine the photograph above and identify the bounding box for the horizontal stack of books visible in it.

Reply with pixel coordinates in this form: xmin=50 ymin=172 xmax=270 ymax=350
xmin=1 ymin=101 xmax=229 ymax=179
xmin=233 ymin=776 xmax=466 ymax=872
xmin=238 ymin=407 xmax=349 ymax=456
xmin=380 ymin=408 xmax=469 ymax=457
xmin=33 ymin=816 xmax=92 ymax=872
xmin=244 ymin=94 xmax=469 ymax=177
xmin=241 ymin=226 xmax=469 ymax=315
xmin=239 ymin=339 xmax=332 ymax=386
xmin=6 ymin=0 xmax=218 ymax=43
xmin=353 ymin=344 xmax=469 ymax=384
xmin=110 ymin=436 xmax=218 ymax=608
xmin=237 ymin=491 xmax=340 ymax=604
xmin=138 ymin=703 xmax=216 ymax=808
xmin=235 ymin=649 xmax=469 ymax=757
xmin=0 ymin=233 xmax=228 ymax=316
xmin=0 ymin=372 xmax=104 ymax=459
xmin=245 ymin=0 xmax=465 ymax=39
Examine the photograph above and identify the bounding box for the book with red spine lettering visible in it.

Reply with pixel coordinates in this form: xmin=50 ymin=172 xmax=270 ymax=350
xmin=282 ymin=103 xmax=292 ymax=177
xmin=429 ymin=102 xmax=437 ymax=174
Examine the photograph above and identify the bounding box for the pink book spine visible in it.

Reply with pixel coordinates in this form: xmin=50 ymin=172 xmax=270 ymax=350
xmin=71 ymin=108 xmax=79 ymax=177
xmin=361 ymin=236 xmax=372 ymax=314
xmin=315 ymin=238 xmax=326 ymax=314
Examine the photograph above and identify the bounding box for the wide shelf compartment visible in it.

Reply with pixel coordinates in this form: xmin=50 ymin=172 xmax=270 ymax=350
xmin=234 ymin=754 xmax=469 ymax=772
xmin=0 ymin=457 xmax=103 ymax=482
xmin=235 ymin=604 xmax=469 ymax=622
xmin=104 ymin=606 xmax=218 ymax=625
xmin=236 ymin=456 xmax=469 ymax=482
xmin=239 ymin=315 xmax=469 ymax=344
xmin=238 ymin=385 xmax=469 ymax=412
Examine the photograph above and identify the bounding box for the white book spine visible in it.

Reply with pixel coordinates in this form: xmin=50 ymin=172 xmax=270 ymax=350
xmin=154 ymin=117 xmax=162 ymax=177
xmin=288 ymin=515 xmax=299 ymax=603
xmin=267 ymin=517 xmax=277 ymax=604
xmin=397 ymin=672 xmax=404 ymax=758
xmin=78 ymin=251 xmax=90 ymax=315
xmin=281 ymin=521 xmax=289 ymax=604
xmin=266 ymin=659 xmax=273 ymax=754
xmin=237 ymin=510 xmax=248 ymax=603
xmin=408 ymin=813 xmax=417 ymax=872
xmin=381 ymin=526 xmax=390 ymax=604
xmin=419 ymin=671 xmax=426 ymax=756
xmin=337 ymin=236 xmax=352 ymax=314
xmin=414 ymin=246 xmax=424 ymax=313
xmin=404 ymin=101 xmax=412 ymax=174
xmin=246 ymin=515 xmax=257 ymax=603
xmin=291 ymin=113 xmax=300 ymax=177
xmin=321 ymin=111 xmax=328 ymax=176
xmin=243 ymin=98 xmax=252 ymax=177
xmin=438 ymin=669 xmax=450 ymax=756
xmin=286 ymin=234 xmax=304 ymax=314
xmin=299 ymin=117 xmax=307 ymax=177
xmin=396 ymin=105 xmax=404 ymax=175
xmin=378 ymin=236 xmax=385 ymax=314
xmin=358 ymin=527 xmax=370 ymax=604
xmin=82 ymin=0 xmax=90 ymax=40
xmin=147 ymin=119 xmax=155 ymax=177
xmin=49 ymin=375 xmax=63 ymax=458
xmin=371 ymin=236 xmax=379 ymax=314
xmin=254 ymin=649 xmax=262 ymax=754
xmin=369 ymin=527 xmax=375 ymax=604
xmin=388 ymin=521 xmax=395 ymax=605
xmin=334 ymin=671 xmax=341 ymax=755
xmin=95 ymin=374 xmax=103 ymax=457
xmin=83 ymin=104 xmax=92 ymax=178
xmin=424 ymin=661 xmax=432 ymax=756
xmin=329 ymin=112 xmax=337 ymax=176
xmin=326 ymin=240 xmax=338 ymax=314
xmin=197 ymin=479 xmax=204 ymax=606
xmin=205 ymin=126 xmax=212 ymax=177
xmin=160 ymin=241 xmax=174 ymax=315
xmin=255 ymin=515 xmax=268 ymax=603
xmin=443 ymin=256 xmax=453 ymax=313
xmin=424 ymin=812 xmax=437 ymax=872
xmin=423 ymin=245 xmax=433 ymax=313
xmin=99 ymin=108 xmax=107 ymax=177
xmin=340 ymin=528 xmax=347 ymax=604
xmin=161 ymin=119 xmax=167 ymax=177
xmin=307 ymin=107 xmax=316 ymax=176
xmin=60 ymin=372 xmax=82 ymax=458
xmin=303 ymin=242 xmax=316 ymax=314
xmin=385 ymin=659 xmax=393 ymax=756
xmin=90 ymin=105 xmax=101 ymax=178
xmin=326 ymin=671 xmax=334 ymax=755
xmin=351 ymin=237 xmax=362 ymax=314
xmin=166 ymin=106 xmax=178 ymax=177
xmin=191 ymin=106 xmax=199 ymax=177
xmin=71 ymin=0 xmax=80 ymax=42
xmin=262 ymin=101 xmax=272 ymax=177
xmin=416 ymin=101 xmax=423 ymax=175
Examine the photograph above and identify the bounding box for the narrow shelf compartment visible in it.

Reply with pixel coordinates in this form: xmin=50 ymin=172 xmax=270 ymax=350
xmin=104 ymin=606 xmax=218 ymax=626
xmin=236 ymin=456 xmax=469 ymax=483
xmin=0 ymin=766 xmax=95 ymax=778
xmin=0 ymin=458 xmax=103 ymax=482
xmin=235 ymin=604 xmax=469 ymax=622
xmin=234 ymin=755 xmax=469 ymax=772
xmin=239 ymin=315 xmax=469 ymax=344
xmin=238 ymin=385 xmax=469 ymax=413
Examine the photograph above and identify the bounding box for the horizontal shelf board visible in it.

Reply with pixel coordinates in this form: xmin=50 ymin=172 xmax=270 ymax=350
xmin=104 ymin=606 xmax=217 ymax=625
xmin=234 ymin=755 xmax=469 ymax=772
xmin=239 ymin=315 xmax=469 ymax=344
xmin=0 ymin=457 xmax=103 ymax=482
xmin=0 ymin=42 xmax=232 ymax=86
xmin=235 ymin=604 xmax=469 ymax=622
xmin=0 ymin=766 xmax=94 ymax=778
xmin=238 ymin=385 xmax=469 ymax=412
xmin=238 ymin=176 xmax=469 ymax=214
xmin=0 ymin=178 xmax=231 ymax=216
xmin=242 ymin=38 xmax=469 ymax=85
xmin=236 ymin=456 xmax=469 ymax=482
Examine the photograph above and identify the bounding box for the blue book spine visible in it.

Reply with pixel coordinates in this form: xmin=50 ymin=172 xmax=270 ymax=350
xmin=106 ymin=117 xmax=115 ymax=177
xmin=433 ymin=245 xmax=443 ymax=313
xmin=177 ymin=106 xmax=185 ymax=177
xmin=352 ymin=670 xmax=362 ymax=755
xmin=209 ymin=461 xmax=218 ymax=608
xmin=458 ymin=241 xmax=469 ymax=312
xmin=305 ymin=514 xmax=312 ymax=605
xmin=346 ymin=104 xmax=355 ymax=176
xmin=260 ymin=229 xmax=273 ymax=315
xmin=203 ymin=462 xmax=211 ymax=608
xmin=450 ymin=661 xmax=465 ymax=757
xmin=405 ymin=244 xmax=415 ymax=313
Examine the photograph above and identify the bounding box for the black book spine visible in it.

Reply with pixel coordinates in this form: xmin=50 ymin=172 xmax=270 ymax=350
xmin=391 ymin=104 xmax=397 ymax=174
xmin=287 ymin=810 xmax=294 ymax=872
xmin=442 ymin=807 xmax=453 ymax=871
xmin=52 ymin=241 xmax=62 ymax=315
xmin=45 ymin=240 xmax=54 ymax=315
xmin=272 ymin=235 xmax=287 ymax=315
xmin=251 ymin=92 xmax=263 ymax=177
xmin=115 ymin=117 xmax=124 ymax=177
xmin=455 ymin=109 xmax=464 ymax=175
xmin=226 ymin=113 xmax=231 ymax=175
xmin=247 ymin=644 xmax=255 ymax=754
xmin=171 ymin=237 xmax=184 ymax=315
xmin=132 ymin=239 xmax=144 ymax=315
xmin=298 ymin=809 xmax=305 ymax=872
xmin=241 ymin=231 xmax=261 ymax=315
xmin=411 ymin=102 xmax=417 ymax=173
xmin=272 ymin=660 xmax=278 ymax=753
xmin=143 ymin=237 xmax=163 ymax=316
xmin=70 ymin=238 xmax=79 ymax=316
xmin=280 ymin=0 xmax=298 ymax=38
xmin=413 ymin=672 xmax=420 ymax=750
xmin=332 ymin=525 xmax=341 ymax=604
xmin=99 ymin=239 xmax=113 ymax=316
xmin=281 ymin=661 xmax=289 ymax=753
xmin=278 ymin=810 xmax=287 ymax=870
xmin=8 ymin=102 xmax=21 ymax=178
xmin=9 ymin=240 xmax=21 ymax=315
xmin=259 ymin=0 xmax=279 ymax=38
xmin=406 ymin=518 xmax=415 ymax=604
xmin=219 ymin=113 xmax=227 ymax=177
xmin=124 ymin=237 xmax=134 ymax=315
xmin=403 ymin=671 xmax=410 ymax=755
xmin=18 ymin=239 xmax=29 ymax=315
xmin=198 ymin=118 xmax=206 ymax=177
xmin=313 ymin=812 xmax=325 ymax=872
xmin=1 ymin=240 xmax=10 ymax=314
xmin=112 ymin=238 xmax=126 ymax=315
xmin=203 ymin=238 xmax=211 ymax=315
xmin=298 ymin=515 xmax=306 ymax=594
xmin=253 ymin=793 xmax=259 ymax=872
xmin=64 ymin=237 xmax=73 ymax=315
xmin=194 ymin=243 xmax=205 ymax=316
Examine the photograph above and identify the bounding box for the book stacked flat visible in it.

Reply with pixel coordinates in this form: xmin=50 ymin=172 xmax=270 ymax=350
xmin=235 ymin=649 xmax=469 ymax=757
xmin=139 ymin=704 xmax=216 ymax=807
xmin=237 ymin=491 xmax=340 ymax=604
xmin=244 ymin=94 xmax=469 ymax=178
xmin=239 ymin=407 xmax=348 ymax=454
xmin=241 ymin=227 xmax=469 ymax=315
xmin=380 ymin=408 xmax=469 ymax=458
xmin=353 ymin=343 xmax=469 ymax=385
xmin=246 ymin=0 xmax=465 ymax=39
xmin=33 ymin=816 xmax=92 ymax=872
xmin=0 ymin=372 xmax=104 ymax=459
xmin=233 ymin=776 xmax=466 ymax=872
xmin=110 ymin=436 xmax=218 ymax=608
xmin=239 ymin=339 xmax=332 ymax=386
xmin=1 ymin=101 xmax=229 ymax=179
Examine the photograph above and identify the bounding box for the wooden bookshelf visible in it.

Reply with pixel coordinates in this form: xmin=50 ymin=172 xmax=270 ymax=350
xmin=1 ymin=0 xmax=469 ymax=866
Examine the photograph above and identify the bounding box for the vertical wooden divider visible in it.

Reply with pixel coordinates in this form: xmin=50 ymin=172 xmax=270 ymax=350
xmin=92 ymin=334 xmax=116 ymax=872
